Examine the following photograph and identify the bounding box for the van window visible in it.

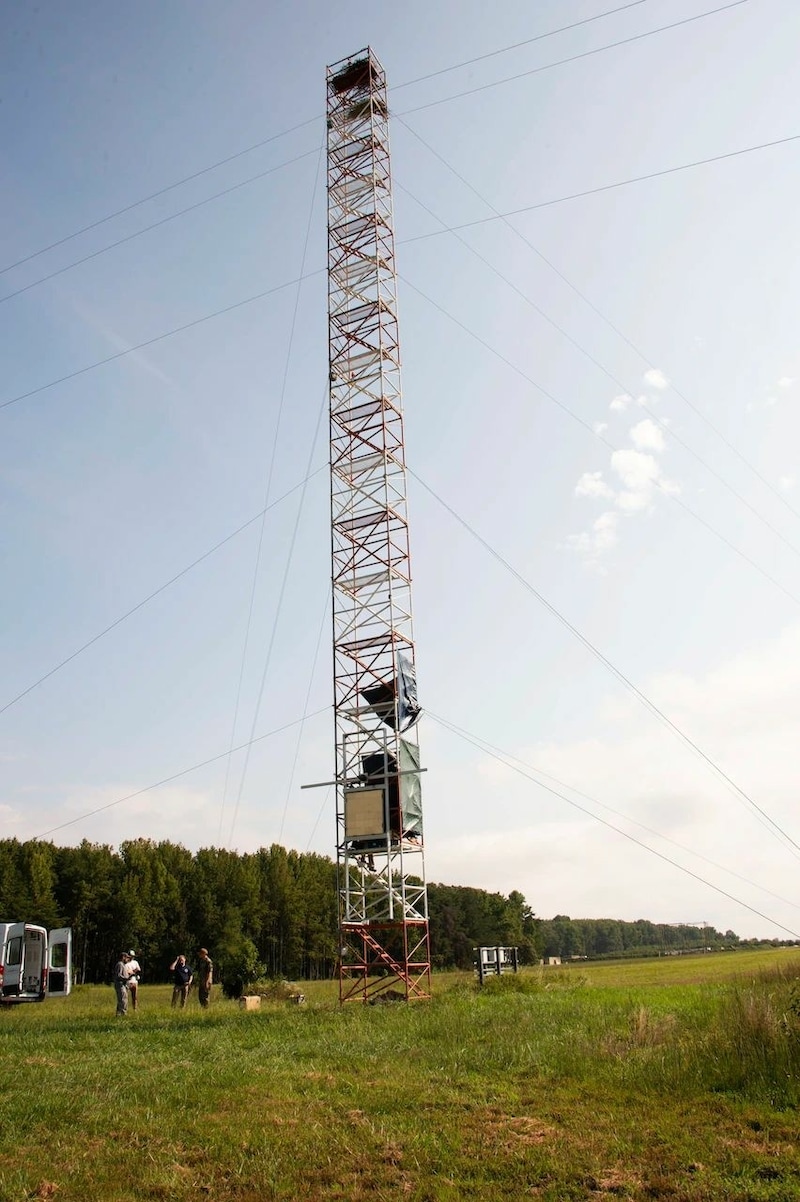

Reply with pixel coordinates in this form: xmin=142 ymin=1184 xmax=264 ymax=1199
xmin=7 ymin=936 xmax=23 ymax=966
xmin=50 ymin=942 xmax=67 ymax=969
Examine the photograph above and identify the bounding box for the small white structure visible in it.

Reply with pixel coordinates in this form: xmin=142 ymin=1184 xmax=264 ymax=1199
xmin=473 ymin=946 xmax=519 ymax=986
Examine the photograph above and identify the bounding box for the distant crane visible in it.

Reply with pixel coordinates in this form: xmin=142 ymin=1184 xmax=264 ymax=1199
xmin=325 ymin=48 xmax=430 ymax=1002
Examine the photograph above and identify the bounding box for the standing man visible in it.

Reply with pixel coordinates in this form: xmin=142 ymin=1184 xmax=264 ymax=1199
xmin=114 ymin=951 xmax=131 ymax=1016
xmin=169 ymin=954 xmax=193 ymax=1008
xmin=197 ymin=948 xmax=214 ymax=1009
xmin=126 ymin=950 xmax=142 ymax=1011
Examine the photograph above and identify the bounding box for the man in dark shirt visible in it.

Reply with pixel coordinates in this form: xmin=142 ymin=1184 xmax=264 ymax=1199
xmin=169 ymin=954 xmax=193 ymax=1008
xmin=197 ymin=948 xmax=213 ymax=1008
xmin=114 ymin=951 xmax=131 ymax=1016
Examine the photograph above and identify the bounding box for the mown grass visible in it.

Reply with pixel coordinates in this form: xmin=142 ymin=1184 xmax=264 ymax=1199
xmin=1 ymin=950 xmax=799 ymax=1200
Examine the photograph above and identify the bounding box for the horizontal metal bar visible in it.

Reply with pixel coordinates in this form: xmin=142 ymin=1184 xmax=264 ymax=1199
xmin=302 ymin=767 xmax=427 ymax=790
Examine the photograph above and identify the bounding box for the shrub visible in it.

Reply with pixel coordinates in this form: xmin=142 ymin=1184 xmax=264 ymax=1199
xmin=242 ymin=978 xmax=305 ymax=1004
xmin=219 ymin=937 xmax=264 ymax=999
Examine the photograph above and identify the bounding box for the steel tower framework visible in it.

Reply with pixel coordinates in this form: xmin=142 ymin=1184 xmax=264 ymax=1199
xmin=326 ymin=48 xmax=430 ymax=1002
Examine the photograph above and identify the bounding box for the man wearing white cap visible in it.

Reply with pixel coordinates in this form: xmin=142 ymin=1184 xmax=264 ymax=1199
xmin=126 ymin=950 xmax=142 ymax=1011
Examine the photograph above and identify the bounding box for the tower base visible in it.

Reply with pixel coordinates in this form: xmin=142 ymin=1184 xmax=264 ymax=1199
xmin=338 ymin=920 xmax=431 ymax=1003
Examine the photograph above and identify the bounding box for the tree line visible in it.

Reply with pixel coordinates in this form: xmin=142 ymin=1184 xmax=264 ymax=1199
xmin=0 ymin=838 xmax=339 ymax=990
xmin=536 ymin=913 xmax=742 ymax=959
xmin=0 ymin=837 xmax=747 ymax=987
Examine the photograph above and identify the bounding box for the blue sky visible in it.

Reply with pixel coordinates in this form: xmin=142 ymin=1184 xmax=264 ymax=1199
xmin=3 ymin=0 xmax=800 ymax=938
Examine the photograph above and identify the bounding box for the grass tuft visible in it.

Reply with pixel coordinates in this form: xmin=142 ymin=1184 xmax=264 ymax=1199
xmin=479 ymin=967 xmax=587 ymax=995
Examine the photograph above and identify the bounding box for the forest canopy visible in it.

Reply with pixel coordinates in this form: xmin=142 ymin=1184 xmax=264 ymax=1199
xmin=0 ymin=837 xmax=746 ymax=987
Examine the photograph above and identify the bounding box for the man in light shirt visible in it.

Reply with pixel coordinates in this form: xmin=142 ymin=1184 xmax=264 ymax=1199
xmin=126 ymin=950 xmax=142 ymax=1010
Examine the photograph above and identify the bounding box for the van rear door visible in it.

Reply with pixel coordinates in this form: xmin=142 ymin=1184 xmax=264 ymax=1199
xmin=0 ymin=923 xmax=24 ymax=997
xmin=46 ymin=928 xmax=72 ymax=996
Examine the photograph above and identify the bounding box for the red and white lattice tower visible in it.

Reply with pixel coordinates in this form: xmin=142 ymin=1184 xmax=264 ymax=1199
xmin=326 ymin=48 xmax=431 ymax=1002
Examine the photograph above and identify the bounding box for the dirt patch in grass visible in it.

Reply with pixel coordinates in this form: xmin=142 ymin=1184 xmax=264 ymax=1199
xmin=457 ymin=1103 xmax=558 ymax=1157
xmin=303 ymin=1070 xmax=336 ymax=1086
xmin=584 ymin=1167 xmax=644 ymax=1194
xmin=720 ymin=1132 xmax=798 ymax=1160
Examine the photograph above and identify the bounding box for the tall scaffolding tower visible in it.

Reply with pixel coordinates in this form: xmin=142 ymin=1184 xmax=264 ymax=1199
xmin=326 ymin=48 xmax=431 ymax=1002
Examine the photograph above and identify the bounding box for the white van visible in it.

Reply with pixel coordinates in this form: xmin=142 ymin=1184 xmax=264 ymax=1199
xmin=0 ymin=923 xmax=72 ymax=1003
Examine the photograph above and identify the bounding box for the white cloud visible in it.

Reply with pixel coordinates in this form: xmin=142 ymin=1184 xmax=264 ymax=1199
xmin=777 ymin=377 xmax=796 ymax=389
xmin=428 ymin=621 xmax=800 ymax=939
xmin=0 ymin=802 xmax=23 ymax=830
xmin=568 ymin=416 xmax=680 ymax=562
xmin=643 ymin=368 xmax=669 ymax=390
xmin=616 ymin=489 xmax=650 ymax=513
xmin=609 ymin=393 xmax=632 ymax=412
xmin=10 ymin=783 xmax=221 ymax=849
xmin=610 ymin=448 xmax=661 ymax=493
xmin=9 ymin=775 xmax=331 ymax=857
xmin=593 ymin=421 xmax=608 ymax=436
xmin=779 ymin=475 xmax=796 ymax=492
xmin=566 ymin=510 xmax=619 ymax=562
xmin=609 ymin=447 xmax=680 ymax=512
xmin=575 ymin=471 xmax=614 ymax=500
xmin=593 ymin=511 xmax=618 ymax=549
xmin=765 ymin=395 xmax=777 ymax=408
xmin=629 ymin=418 xmax=665 ymax=453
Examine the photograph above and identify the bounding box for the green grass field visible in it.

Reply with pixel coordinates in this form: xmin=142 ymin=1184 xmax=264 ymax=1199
xmin=1 ymin=949 xmax=799 ymax=1201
